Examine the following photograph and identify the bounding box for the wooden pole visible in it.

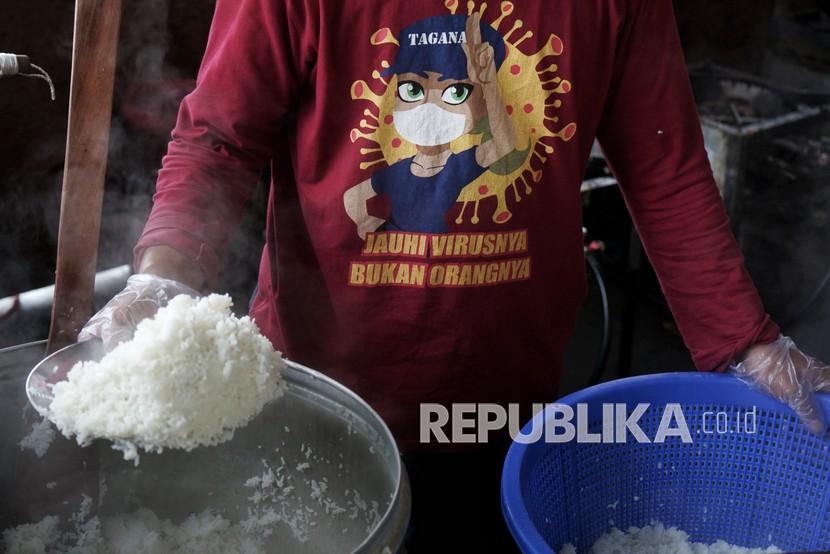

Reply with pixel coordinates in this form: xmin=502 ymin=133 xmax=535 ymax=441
xmin=47 ymin=0 xmax=122 ymax=353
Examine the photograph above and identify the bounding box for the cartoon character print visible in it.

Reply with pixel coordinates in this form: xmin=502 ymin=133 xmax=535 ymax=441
xmin=344 ymin=14 xmax=522 ymax=237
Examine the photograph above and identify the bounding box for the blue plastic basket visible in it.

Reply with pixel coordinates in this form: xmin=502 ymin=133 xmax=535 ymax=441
xmin=501 ymin=372 xmax=830 ymax=553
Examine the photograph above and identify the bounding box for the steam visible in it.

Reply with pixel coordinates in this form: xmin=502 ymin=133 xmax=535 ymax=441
xmin=0 ymin=0 xmax=193 ymax=346
xmin=97 ymin=0 xmax=184 ymax=273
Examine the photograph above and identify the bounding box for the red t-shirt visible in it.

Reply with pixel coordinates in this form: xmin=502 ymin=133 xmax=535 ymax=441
xmin=135 ymin=0 xmax=779 ymax=451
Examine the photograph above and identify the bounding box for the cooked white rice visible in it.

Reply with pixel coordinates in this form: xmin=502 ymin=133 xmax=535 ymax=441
xmin=2 ymin=455 xmax=382 ymax=553
xmin=562 ymin=521 xmax=782 ymax=554
xmin=2 ymin=516 xmax=61 ymax=554
xmin=100 ymin=509 xmax=264 ymax=554
xmin=48 ymin=294 xmax=285 ymax=465
xmin=3 ymin=509 xmax=265 ymax=554
xmin=18 ymin=417 xmax=56 ymax=458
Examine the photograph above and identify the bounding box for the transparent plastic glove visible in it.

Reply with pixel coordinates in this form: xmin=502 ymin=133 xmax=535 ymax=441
xmin=731 ymin=335 xmax=830 ymax=435
xmin=78 ymin=273 xmax=200 ymax=351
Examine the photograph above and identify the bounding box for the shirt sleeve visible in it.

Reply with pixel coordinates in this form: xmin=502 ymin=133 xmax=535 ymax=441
xmin=595 ymin=0 xmax=779 ymax=371
xmin=134 ymin=0 xmax=319 ymax=285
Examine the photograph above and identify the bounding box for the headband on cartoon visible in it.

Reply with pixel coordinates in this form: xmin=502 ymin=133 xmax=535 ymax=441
xmin=383 ymin=14 xmax=507 ymax=82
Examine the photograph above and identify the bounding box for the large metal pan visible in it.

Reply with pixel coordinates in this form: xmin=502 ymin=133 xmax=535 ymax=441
xmin=1 ymin=341 xmax=410 ymax=553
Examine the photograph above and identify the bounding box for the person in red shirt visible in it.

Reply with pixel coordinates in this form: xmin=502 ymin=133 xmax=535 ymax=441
xmin=81 ymin=1 xmax=830 ymax=550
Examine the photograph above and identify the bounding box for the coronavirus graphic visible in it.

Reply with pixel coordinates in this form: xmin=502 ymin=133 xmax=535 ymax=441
xmin=350 ymin=0 xmax=576 ymax=226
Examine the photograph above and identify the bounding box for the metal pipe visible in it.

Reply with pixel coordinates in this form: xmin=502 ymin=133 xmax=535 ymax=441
xmin=0 ymin=52 xmax=55 ymax=99
xmin=1 ymin=265 xmax=130 ymax=316
xmin=0 ymin=53 xmax=30 ymax=77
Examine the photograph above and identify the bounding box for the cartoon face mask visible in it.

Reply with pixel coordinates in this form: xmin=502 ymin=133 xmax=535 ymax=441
xmin=393 ymin=102 xmax=468 ymax=147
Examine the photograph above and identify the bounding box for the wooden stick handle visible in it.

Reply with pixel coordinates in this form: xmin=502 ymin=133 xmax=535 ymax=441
xmin=47 ymin=0 xmax=122 ymax=353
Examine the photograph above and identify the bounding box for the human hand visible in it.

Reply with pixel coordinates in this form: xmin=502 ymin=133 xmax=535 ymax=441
xmin=77 ymin=273 xmax=199 ymax=351
xmin=732 ymin=335 xmax=830 ymax=435
xmin=462 ymin=13 xmax=497 ymax=86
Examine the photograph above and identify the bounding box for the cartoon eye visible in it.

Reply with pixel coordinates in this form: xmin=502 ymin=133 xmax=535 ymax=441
xmin=441 ymin=84 xmax=473 ymax=105
xmin=397 ymin=81 xmax=425 ymax=103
